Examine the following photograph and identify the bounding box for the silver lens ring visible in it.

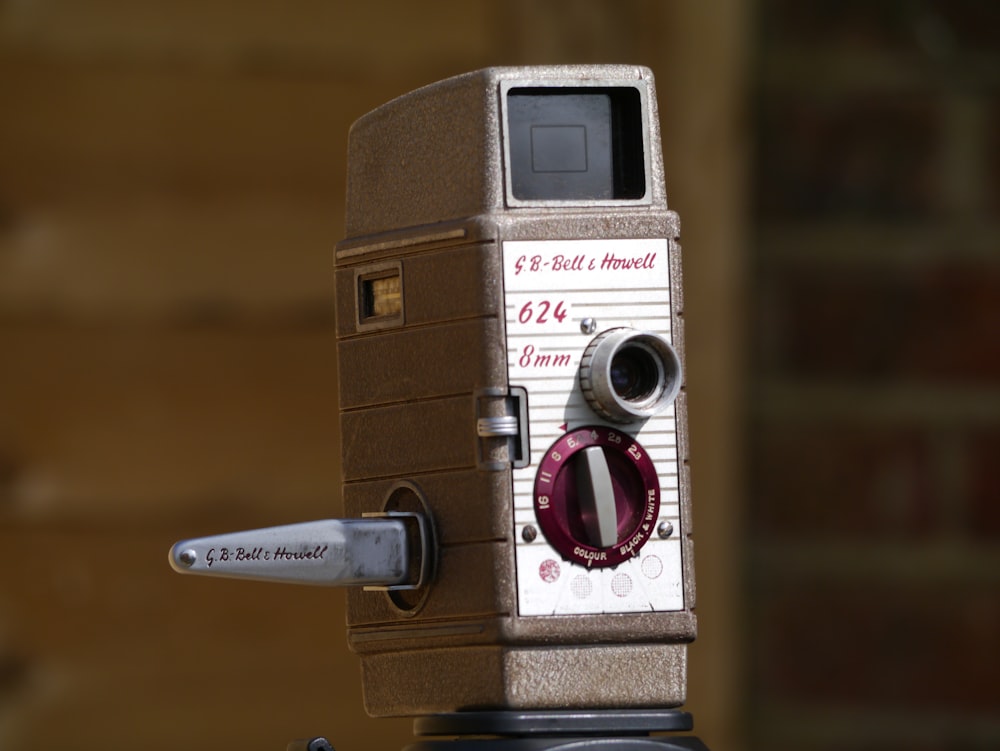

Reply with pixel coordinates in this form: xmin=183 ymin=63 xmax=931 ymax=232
xmin=579 ymin=328 xmax=682 ymax=423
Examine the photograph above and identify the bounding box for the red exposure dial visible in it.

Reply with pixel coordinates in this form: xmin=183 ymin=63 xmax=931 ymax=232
xmin=533 ymin=426 xmax=660 ymax=568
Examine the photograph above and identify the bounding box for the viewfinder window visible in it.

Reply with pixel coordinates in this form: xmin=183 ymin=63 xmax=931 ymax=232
xmin=359 ymin=268 xmax=402 ymax=323
xmin=506 ymin=87 xmax=646 ymax=202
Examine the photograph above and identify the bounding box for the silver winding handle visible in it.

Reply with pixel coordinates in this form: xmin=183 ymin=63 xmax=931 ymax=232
xmin=169 ymin=512 xmax=431 ymax=590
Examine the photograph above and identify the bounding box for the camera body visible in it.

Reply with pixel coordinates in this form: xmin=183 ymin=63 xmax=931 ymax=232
xmin=334 ymin=65 xmax=695 ymax=717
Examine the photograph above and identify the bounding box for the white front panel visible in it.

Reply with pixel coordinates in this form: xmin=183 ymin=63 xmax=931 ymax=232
xmin=503 ymin=238 xmax=685 ymax=616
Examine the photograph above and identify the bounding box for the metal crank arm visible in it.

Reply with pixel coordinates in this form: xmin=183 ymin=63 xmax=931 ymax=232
xmin=169 ymin=512 xmax=432 ymax=591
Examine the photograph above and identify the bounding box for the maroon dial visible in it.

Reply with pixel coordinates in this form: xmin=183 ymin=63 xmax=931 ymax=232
xmin=533 ymin=426 xmax=660 ymax=568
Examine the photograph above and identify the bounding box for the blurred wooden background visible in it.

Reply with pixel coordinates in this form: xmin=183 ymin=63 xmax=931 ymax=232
xmin=0 ymin=3 xmax=746 ymax=750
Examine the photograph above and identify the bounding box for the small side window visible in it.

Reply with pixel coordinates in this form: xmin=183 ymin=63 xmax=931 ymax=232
xmin=356 ymin=262 xmax=403 ymax=330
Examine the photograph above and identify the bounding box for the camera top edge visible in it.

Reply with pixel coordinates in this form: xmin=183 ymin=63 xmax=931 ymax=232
xmin=342 ymin=64 xmax=669 ymax=243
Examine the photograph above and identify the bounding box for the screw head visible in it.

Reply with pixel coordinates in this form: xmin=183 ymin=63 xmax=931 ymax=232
xmin=522 ymin=525 xmax=538 ymax=543
xmin=580 ymin=317 xmax=597 ymax=335
xmin=657 ymin=521 xmax=674 ymax=539
xmin=178 ymin=549 xmax=198 ymax=567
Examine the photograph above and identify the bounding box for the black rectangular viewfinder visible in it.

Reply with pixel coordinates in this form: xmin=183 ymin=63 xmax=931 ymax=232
xmin=506 ymin=87 xmax=645 ymax=202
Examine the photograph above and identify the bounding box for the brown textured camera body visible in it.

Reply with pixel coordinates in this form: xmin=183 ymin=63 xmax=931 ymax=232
xmin=334 ymin=66 xmax=696 ymax=717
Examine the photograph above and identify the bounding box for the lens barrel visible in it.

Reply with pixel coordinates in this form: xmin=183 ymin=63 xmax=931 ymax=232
xmin=579 ymin=328 xmax=682 ymax=423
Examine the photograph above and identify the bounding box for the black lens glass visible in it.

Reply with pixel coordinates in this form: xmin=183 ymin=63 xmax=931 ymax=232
xmin=610 ymin=346 xmax=659 ymax=401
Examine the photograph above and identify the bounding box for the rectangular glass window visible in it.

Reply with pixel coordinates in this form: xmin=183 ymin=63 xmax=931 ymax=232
xmin=506 ymin=87 xmax=646 ymax=202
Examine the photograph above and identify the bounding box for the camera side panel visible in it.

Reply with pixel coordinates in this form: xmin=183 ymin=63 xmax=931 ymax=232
xmin=336 ymin=234 xmax=518 ymax=642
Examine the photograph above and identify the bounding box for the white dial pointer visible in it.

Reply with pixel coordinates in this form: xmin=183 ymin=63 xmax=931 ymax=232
xmin=575 ymin=446 xmax=618 ymax=548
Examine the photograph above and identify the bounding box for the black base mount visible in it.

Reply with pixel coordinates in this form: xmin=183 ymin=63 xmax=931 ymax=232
xmin=403 ymin=709 xmax=710 ymax=751
xmin=289 ymin=709 xmax=710 ymax=751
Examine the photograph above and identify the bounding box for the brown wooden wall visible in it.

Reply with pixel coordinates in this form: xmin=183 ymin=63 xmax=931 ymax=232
xmin=0 ymin=3 xmax=747 ymax=750
xmin=747 ymin=3 xmax=1000 ymax=749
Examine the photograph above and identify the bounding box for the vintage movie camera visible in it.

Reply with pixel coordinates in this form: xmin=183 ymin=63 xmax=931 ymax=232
xmin=171 ymin=65 xmax=705 ymax=750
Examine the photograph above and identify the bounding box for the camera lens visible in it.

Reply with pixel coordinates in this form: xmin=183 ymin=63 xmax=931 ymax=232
xmin=580 ymin=328 xmax=682 ymax=423
xmin=610 ymin=344 xmax=660 ymax=402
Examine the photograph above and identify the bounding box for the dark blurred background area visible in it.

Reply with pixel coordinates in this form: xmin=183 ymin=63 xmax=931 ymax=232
xmin=0 ymin=2 xmax=996 ymax=750
xmin=748 ymin=2 xmax=1000 ymax=750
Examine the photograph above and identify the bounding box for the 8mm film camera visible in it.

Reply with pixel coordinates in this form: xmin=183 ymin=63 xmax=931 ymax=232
xmin=171 ymin=65 xmax=707 ymax=751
